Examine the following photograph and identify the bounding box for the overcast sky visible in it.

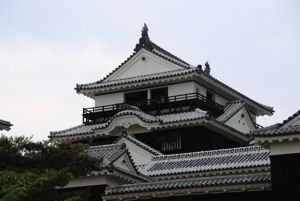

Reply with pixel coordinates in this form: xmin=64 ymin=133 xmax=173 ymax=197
xmin=0 ymin=0 xmax=299 ymax=141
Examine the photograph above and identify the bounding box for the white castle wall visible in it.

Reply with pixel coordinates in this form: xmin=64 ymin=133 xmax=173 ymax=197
xmin=95 ymin=92 xmax=124 ymax=107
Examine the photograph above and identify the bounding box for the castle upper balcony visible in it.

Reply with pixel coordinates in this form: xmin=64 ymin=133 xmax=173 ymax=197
xmin=82 ymin=92 xmax=224 ymax=125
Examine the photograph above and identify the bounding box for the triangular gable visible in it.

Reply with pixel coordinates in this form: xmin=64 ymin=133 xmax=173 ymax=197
xmin=116 ymin=135 xmax=158 ymax=166
xmin=105 ymin=48 xmax=185 ymax=81
xmin=223 ymin=106 xmax=255 ymax=133
xmin=113 ymin=152 xmax=138 ymax=174
xmin=281 ymin=110 xmax=300 ymax=128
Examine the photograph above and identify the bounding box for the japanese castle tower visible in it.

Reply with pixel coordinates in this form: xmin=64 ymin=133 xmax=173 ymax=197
xmin=51 ymin=24 xmax=300 ymax=201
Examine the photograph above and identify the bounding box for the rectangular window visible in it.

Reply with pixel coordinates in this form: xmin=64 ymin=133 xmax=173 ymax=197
xmin=124 ymin=90 xmax=147 ymax=106
xmin=161 ymin=134 xmax=181 ymax=152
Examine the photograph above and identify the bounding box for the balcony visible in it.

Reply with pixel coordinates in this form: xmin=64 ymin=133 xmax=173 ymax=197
xmin=83 ymin=93 xmax=224 ymax=125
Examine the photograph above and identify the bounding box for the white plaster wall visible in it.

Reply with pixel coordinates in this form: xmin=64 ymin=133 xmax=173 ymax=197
xmin=214 ymin=94 xmax=228 ymax=106
xmin=118 ymin=138 xmax=153 ymax=166
xmin=194 ymin=82 xmax=228 ymax=106
xmin=108 ymin=50 xmax=182 ymax=80
xmin=225 ymin=109 xmax=252 ymax=133
xmin=95 ymin=92 xmax=124 ymax=107
xmin=194 ymin=82 xmax=207 ymax=96
xmin=270 ymin=141 xmax=300 ymax=155
xmin=168 ymin=82 xmax=195 ymax=96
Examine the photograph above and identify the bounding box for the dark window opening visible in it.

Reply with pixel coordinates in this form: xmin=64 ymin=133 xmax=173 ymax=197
xmin=124 ymin=90 xmax=147 ymax=106
xmin=160 ymin=133 xmax=181 ymax=152
xmin=151 ymin=88 xmax=168 ymax=103
xmin=206 ymin=91 xmax=214 ymax=102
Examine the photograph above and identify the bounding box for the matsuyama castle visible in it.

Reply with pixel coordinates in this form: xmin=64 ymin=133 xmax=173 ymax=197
xmin=51 ymin=24 xmax=300 ymax=201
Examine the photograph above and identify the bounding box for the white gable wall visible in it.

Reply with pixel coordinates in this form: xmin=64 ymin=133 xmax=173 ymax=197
xmin=113 ymin=154 xmax=137 ymax=173
xmin=118 ymin=138 xmax=154 ymax=166
xmin=225 ymin=108 xmax=254 ymax=133
xmin=106 ymin=49 xmax=183 ymax=81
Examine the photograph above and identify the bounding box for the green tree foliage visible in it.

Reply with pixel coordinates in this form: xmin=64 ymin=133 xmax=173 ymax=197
xmin=0 ymin=135 xmax=100 ymax=201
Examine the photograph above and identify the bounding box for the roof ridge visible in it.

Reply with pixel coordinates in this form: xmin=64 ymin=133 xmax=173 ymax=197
xmin=50 ymin=124 xmax=87 ymax=135
xmin=281 ymin=109 xmax=300 ymax=125
xmin=88 ymin=143 xmax=123 ymax=149
xmin=150 ymin=41 xmax=190 ymax=65
xmin=199 ymin=72 xmax=274 ymax=114
xmin=104 ymin=172 xmax=271 ymax=196
xmin=111 ymin=165 xmax=152 ymax=182
xmin=152 ymin=146 xmax=267 ymax=161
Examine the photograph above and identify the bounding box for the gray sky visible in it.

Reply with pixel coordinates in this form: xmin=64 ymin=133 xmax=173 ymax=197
xmin=0 ymin=0 xmax=299 ymax=141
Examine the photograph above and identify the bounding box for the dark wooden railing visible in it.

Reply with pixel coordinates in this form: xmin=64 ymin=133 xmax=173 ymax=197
xmin=83 ymin=93 xmax=224 ymax=124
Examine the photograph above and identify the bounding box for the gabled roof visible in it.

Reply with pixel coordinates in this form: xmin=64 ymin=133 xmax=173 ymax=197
xmin=0 ymin=119 xmax=13 ymax=131
xmin=86 ymin=144 xmax=151 ymax=182
xmin=250 ymin=124 xmax=300 ymax=137
xmin=104 ymin=172 xmax=271 ymax=198
xmin=217 ymin=100 xmax=245 ymax=123
xmin=250 ymin=109 xmax=300 ymax=137
xmin=76 ymin=68 xmax=195 ymax=92
xmin=139 ymin=146 xmax=270 ymax=177
xmin=83 ymin=24 xmax=190 ymax=88
xmin=75 ymin=25 xmax=273 ymax=116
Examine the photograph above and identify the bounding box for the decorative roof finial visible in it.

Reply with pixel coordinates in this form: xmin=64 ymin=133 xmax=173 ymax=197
xmin=204 ymin=62 xmax=211 ymax=74
xmin=141 ymin=23 xmax=149 ymax=38
xmin=134 ymin=23 xmax=153 ymax=52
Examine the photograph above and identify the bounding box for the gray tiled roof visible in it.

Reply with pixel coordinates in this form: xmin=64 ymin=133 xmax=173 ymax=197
xmin=282 ymin=109 xmax=300 ymax=125
xmin=112 ymin=165 xmax=152 ymax=182
xmin=139 ymin=146 xmax=270 ymax=176
xmin=0 ymin=119 xmax=13 ymax=131
xmin=217 ymin=100 xmax=245 ymax=123
xmin=50 ymin=123 xmax=107 ymax=137
xmin=120 ymin=132 xmax=163 ymax=156
xmin=86 ymin=144 xmax=151 ymax=182
xmin=104 ymin=172 xmax=271 ymax=195
xmin=86 ymin=144 xmax=127 ymax=167
xmin=50 ymin=108 xmax=208 ymax=138
xmin=157 ymin=108 xmax=207 ymax=123
xmin=76 ymin=68 xmax=196 ymax=91
xmin=250 ymin=124 xmax=300 ymax=136
xmin=50 ymin=109 xmax=158 ymax=137
xmin=250 ymin=109 xmax=300 ymax=136
xmin=50 ymin=108 xmax=251 ymax=142
xmin=151 ymin=42 xmax=190 ymax=67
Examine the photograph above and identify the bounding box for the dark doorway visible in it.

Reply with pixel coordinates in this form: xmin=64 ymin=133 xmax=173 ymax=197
xmin=151 ymin=88 xmax=168 ymax=103
xmin=125 ymin=90 xmax=147 ymax=106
